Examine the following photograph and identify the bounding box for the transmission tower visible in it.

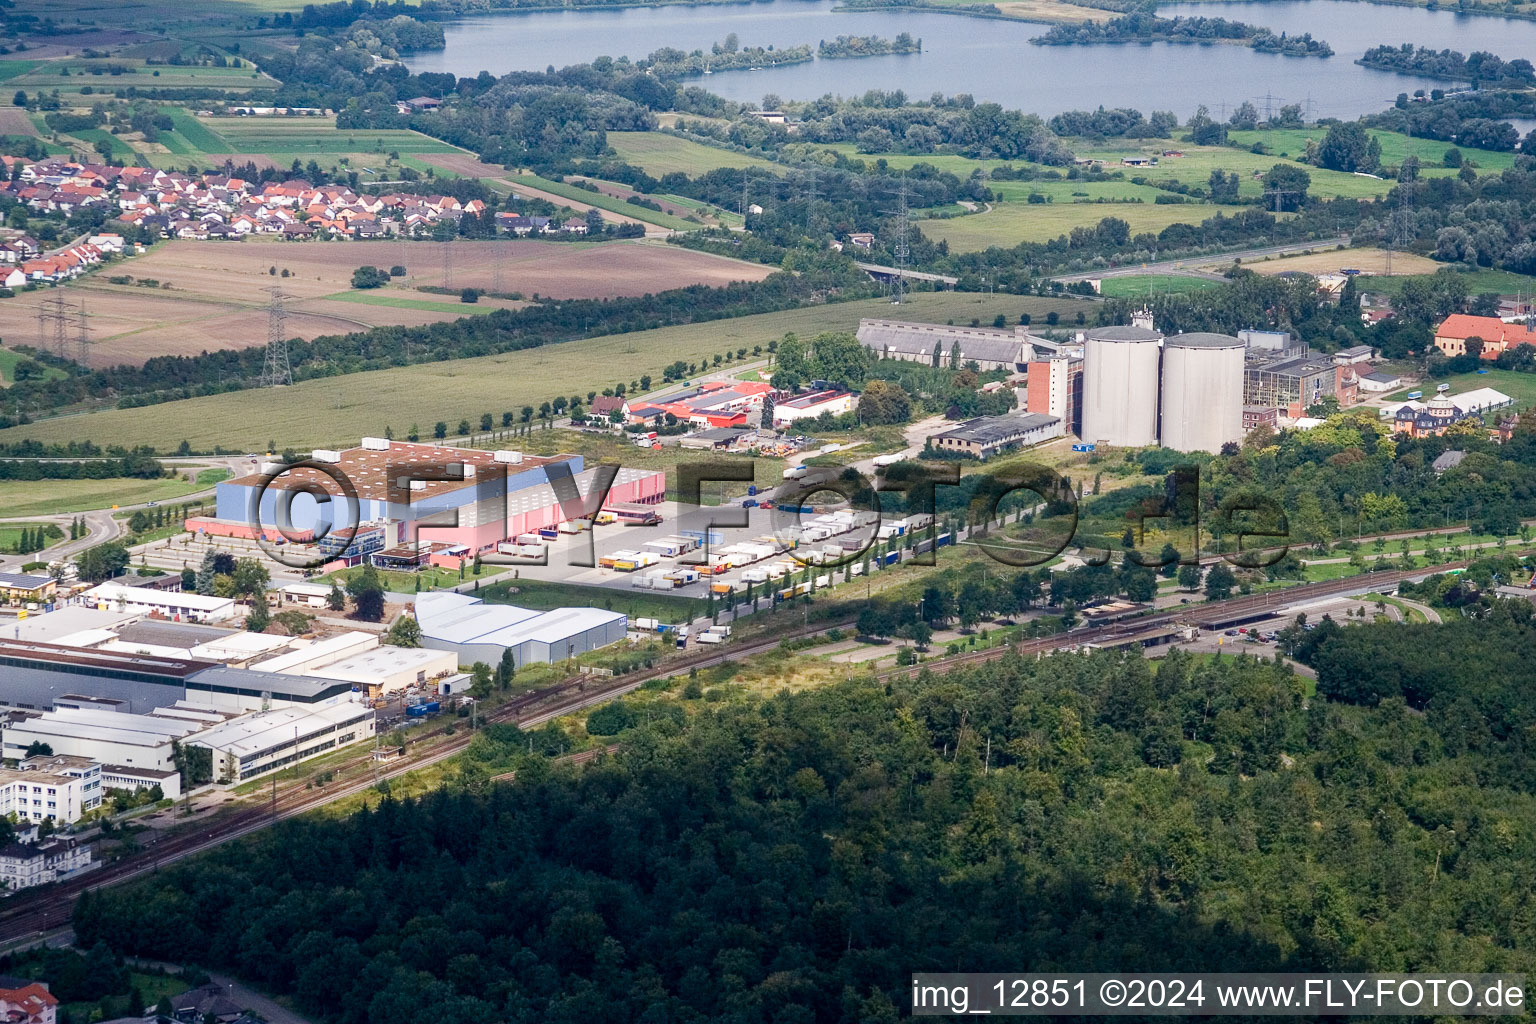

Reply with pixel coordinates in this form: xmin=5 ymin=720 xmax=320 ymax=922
xmin=260 ymin=287 xmax=292 ymax=387
xmin=888 ymin=175 xmax=912 ymax=305
xmin=74 ymin=298 xmax=89 ymax=368
xmin=38 ymin=293 xmax=70 ymax=358
xmin=492 ymin=236 xmax=505 ymax=294
xmin=441 ymin=241 xmax=453 ymax=290
xmin=803 ymin=168 xmax=818 ymax=231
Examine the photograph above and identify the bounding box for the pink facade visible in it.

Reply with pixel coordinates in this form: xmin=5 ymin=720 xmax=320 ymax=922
xmin=185 ymin=516 xmax=314 ymax=543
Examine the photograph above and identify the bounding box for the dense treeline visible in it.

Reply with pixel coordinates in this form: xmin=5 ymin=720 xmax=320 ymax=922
xmin=75 ymin=627 xmax=1536 ymax=1022
xmin=1365 ymin=89 xmax=1536 ymax=151
xmin=0 ymin=451 xmax=162 ymax=480
xmin=1034 ymin=14 xmax=1333 ymax=57
xmin=1359 ymin=44 xmax=1536 ymax=84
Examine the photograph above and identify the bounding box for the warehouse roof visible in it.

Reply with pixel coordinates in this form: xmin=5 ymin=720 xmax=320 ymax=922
xmin=0 ymin=572 xmax=52 ymax=590
xmin=416 ymin=592 xmax=625 ymax=648
xmin=1166 ymin=331 xmax=1243 ymax=349
xmin=306 ymin=646 xmax=455 ymax=683
xmin=115 ymin=619 xmax=236 ymax=649
xmin=10 ymin=707 xmax=205 ymax=746
xmin=480 ymin=606 xmax=628 ymax=648
xmin=856 ymin=319 xmax=1031 ymax=364
xmin=7 ymin=606 xmax=140 ymax=644
xmin=223 ymin=440 xmax=579 ymax=503
xmin=191 ymin=703 xmax=373 ymax=759
xmin=936 ymin=413 xmax=1061 ymax=444
xmin=1085 ymin=325 xmax=1163 ymax=343
xmin=188 ymin=665 xmax=359 ymax=703
xmin=85 ymin=583 xmax=236 ymax=613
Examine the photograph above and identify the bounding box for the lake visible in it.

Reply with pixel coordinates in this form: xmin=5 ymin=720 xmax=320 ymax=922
xmin=408 ymin=0 xmax=1536 ymax=119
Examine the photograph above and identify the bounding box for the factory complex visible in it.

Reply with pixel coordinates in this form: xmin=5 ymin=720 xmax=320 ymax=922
xmin=195 ymin=438 xmax=666 ymax=567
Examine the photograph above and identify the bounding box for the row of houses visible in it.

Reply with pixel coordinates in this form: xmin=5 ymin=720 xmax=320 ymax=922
xmin=1 ymin=157 xmax=501 ymax=240
xmin=0 ymin=238 xmax=116 ymax=288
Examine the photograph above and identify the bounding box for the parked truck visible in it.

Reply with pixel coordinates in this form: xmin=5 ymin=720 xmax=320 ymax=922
xmin=696 ymin=624 xmax=732 ymax=645
xmin=783 ymin=465 xmax=808 ymax=480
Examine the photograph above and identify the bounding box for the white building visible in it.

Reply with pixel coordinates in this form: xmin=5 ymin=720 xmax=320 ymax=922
xmin=82 ymin=583 xmax=238 ymax=623
xmin=192 ymin=703 xmax=376 ymax=783
xmin=295 ymin=645 xmax=458 ymax=696
xmin=250 ymin=631 xmax=378 ymax=675
xmin=0 ymin=767 xmax=90 ymax=825
xmin=19 ymin=753 xmax=102 ymax=811
xmin=1 ymin=708 xmax=204 ymax=773
xmin=277 ymin=581 xmax=335 ymax=608
xmin=101 ymin=763 xmax=181 ymax=801
xmin=772 ymin=389 xmax=858 ymax=427
xmin=0 ymin=838 xmax=92 ymax=892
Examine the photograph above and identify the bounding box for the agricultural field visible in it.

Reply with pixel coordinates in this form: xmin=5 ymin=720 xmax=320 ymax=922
xmin=606 ymin=131 xmax=776 ymax=177
xmin=0 ymin=475 xmax=213 ymax=516
xmin=917 ymin=198 xmax=1220 ymax=250
xmin=9 ymin=58 xmax=277 ymax=91
xmin=1225 ymin=128 xmax=1519 ymax=175
xmin=988 ymin=179 xmax=1174 ymax=204
xmin=1360 ymin=266 xmax=1536 ymax=296
xmin=0 ymin=290 xmax=1087 ymax=451
xmin=1096 ymin=274 xmax=1223 ymax=298
xmin=511 ymin=174 xmax=700 ymax=231
xmin=1385 ymin=368 xmax=1536 ymax=408
xmin=0 ymin=238 xmax=776 ymax=365
xmin=1245 ymin=247 xmax=1440 ymax=277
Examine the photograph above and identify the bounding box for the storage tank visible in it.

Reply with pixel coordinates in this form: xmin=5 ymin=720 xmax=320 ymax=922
xmin=1159 ymin=332 xmax=1245 ymax=453
xmin=1081 ymin=325 xmax=1163 ymax=447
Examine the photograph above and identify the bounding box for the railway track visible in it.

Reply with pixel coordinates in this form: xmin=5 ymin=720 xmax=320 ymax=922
xmin=878 ymin=557 xmax=1472 ymax=680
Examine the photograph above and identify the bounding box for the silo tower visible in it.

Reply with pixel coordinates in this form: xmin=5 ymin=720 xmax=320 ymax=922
xmin=1160 ymin=332 xmax=1245 ymax=453
xmin=1081 ymin=325 xmax=1163 ymax=448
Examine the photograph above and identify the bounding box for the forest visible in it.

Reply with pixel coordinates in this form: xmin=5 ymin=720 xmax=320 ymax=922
xmin=74 ymin=613 xmax=1536 ymax=1023
xmin=1358 ymin=44 xmax=1536 ymax=85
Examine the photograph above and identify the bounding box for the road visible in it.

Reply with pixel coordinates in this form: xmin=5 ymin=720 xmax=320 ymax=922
xmin=0 ymin=455 xmax=247 ymax=573
xmin=1052 ymin=236 xmax=1352 ymax=284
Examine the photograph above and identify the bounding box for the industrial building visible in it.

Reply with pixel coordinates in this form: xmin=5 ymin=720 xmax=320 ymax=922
xmin=929 ymin=413 xmax=1064 ymax=458
xmin=82 ymin=583 xmax=237 ymax=624
xmin=1024 ymin=354 xmax=1083 ymax=436
xmin=1388 ymin=388 xmax=1514 ymax=437
xmin=1081 ymin=325 xmax=1164 ymax=447
xmin=293 ymin=645 xmax=458 ymax=697
xmin=416 ymin=591 xmax=629 ymax=668
xmin=1 ymin=705 xmax=206 ymax=772
xmin=206 ymin=439 xmax=665 ymax=564
xmin=626 ymin=381 xmax=774 ymax=429
xmin=772 ymin=389 xmax=857 ymax=427
xmin=1159 ymin=333 xmax=1245 ymax=453
xmin=856 ymin=319 xmax=1036 ymax=373
xmin=0 ymin=639 xmax=365 ymax=714
xmin=0 ymin=839 xmax=91 ymax=892
xmin=193 ymin=703 xmax=376 ymax=783
xmin=1242 ymin=349 xmax=1357 ymax=419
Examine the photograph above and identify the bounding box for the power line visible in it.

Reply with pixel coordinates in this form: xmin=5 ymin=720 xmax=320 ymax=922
xmin=492 ymin=235 xmax=505 ymax=294
xmin=886 ymin=174 xmax=913 ymax=306
xmin=441 ymin=240 xmax=453 ymax=290
xmin=74 ymin=297 xmax=89 ymax=368
xmin=260 ymin=287 xmax=292 ymax=387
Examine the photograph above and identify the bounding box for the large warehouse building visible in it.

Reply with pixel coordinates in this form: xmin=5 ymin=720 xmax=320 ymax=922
xmin=415 ymin=592 xmax=629 ymax=668
xmin=204 ymin=439 xmax=665 ymax=562
xmin=856 ymin=319 xmax=1037 ymax=373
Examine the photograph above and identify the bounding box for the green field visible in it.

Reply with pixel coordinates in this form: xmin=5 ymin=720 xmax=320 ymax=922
xmin=988 ymin=179 xmax=1175 ymax=204
xmin=1097 ymin=274 xmax=1224 ymax=298
xmin=193 ymin=116 xmax=460 ymax=156
xmin=514 ymin=173 xmax=700 ymax=231
xmin=0 ymin=522 xmax=62 ymax=551
xmin=163 ymin=106 xmax=233 ymax=153
xmin=1384 ymin=368 xmax=1536 ymax=409
xmin=918 ymin=198 xmax=1222 ymax=250
xmin=1226 ymin=127 xmax=1519 ymax=175
xmin=482 ymin=577 xmax=706 ymax=623
xmin=325 ymin=290 xmax=499 ymax=314
xmin=0 ymin=291 xmax=1085 ymax=451
xmin=0 ymin=475 xmax=213 ymax=516
xmin=14 ymin=59 xmax=273 ymax=90
xmin=1360 ymin=267 xmax=1536 ymax=297
xmin=0 ymin=60 xmax=38 ymax=82
xmin=0 ymin=347 xmax=67 ymax=385
xmin=606 ymin=131 xmax=776 ymax=176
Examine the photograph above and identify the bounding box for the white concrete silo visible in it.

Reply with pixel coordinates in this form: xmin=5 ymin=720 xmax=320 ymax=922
xmin=1081 ymin=325 xmax=1163 ymax=448
xmin=1159 ymin=332 xmax=1245 ymax=453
